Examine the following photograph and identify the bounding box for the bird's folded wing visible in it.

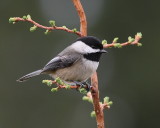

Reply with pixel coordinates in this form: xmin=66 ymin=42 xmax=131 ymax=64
xmin=42 ymin=54 xmax=81 ymax=73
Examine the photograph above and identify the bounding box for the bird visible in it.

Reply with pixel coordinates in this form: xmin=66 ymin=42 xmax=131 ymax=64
xmin=17 ymin=36 xmax=106 ymax=88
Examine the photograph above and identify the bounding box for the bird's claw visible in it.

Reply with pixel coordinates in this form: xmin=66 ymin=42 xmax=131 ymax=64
xmin=74 ymin=81 xmax=91 ymax=92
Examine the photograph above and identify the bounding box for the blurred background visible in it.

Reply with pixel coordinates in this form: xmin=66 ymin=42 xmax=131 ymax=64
xmin=0 ymin=0 xmax=159 ymax=128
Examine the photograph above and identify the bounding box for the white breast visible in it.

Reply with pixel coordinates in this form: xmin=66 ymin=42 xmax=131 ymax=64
xmin=50 ymin=58 xmax=99 ymax=82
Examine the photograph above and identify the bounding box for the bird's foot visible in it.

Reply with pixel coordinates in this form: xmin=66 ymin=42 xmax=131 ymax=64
xmin=74 ymin=81 xmax=91 ymax=92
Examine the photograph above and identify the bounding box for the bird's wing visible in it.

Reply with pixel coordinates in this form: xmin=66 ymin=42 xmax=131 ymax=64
xmin=42 ymin=54 xmax=81 ymax=73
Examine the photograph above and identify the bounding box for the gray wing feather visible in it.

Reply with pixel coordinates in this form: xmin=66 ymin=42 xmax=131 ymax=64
xmin=42 ymin=53 xmax=81 ymax=73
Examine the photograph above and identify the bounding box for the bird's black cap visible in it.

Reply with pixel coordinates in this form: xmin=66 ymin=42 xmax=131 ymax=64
xmin=76 ymin=36 xmax=103 ymax=50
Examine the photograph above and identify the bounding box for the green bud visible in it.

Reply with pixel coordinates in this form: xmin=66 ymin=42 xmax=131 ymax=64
xmin=49 ymin=20 xmax=56 ymax=27
xmin=113 ymin=37 xmax=119 ymax=43
xmin=88 ymin=99 xmax=93 ymax=104
xmin=128 ymin=36 xmax=132 ymax=40
xmin=90 ymin=111 xmax=96 ymax=118
xmin=128 ymin=36 xmax=135 ymax=43
xmin=55 ymin=77 xmax=64 ymax=85
xmin=114 ymin=43 xmax=122 ymax=48
xmin=79 ymin=88 xmax=87 ymax=95
xmin=72 ymin=28 xmax=77 ymax=33
xmin=30 ymin=25 xmax=37 ymax=32
xmin=42 ymin=80 xmax=53 ymax=86
xmin=82 ymin=96 xmax=89 ymax=101
xmin=9 ymin=17 xmax=16 ymax=24
xmin=44 ymin=30 xmax=51 ymax=35
xmin=42 ymin=80 xmax=47 ymax=84
xmin=22 ymin=16 xmax=27 ymax=20
xmin=108 ymin=101 xmax=113 ymax=106
xmin=137 ymin=43 xmax=142 ymax=47
xmin=51 ymin=88 xmax=58 ymax=92
xmin=65 ymin=85 xmax=71 ymax=89
xmin=62 ymin=26 xmax=67 ymax=29
xmin=103 ymin=97 xmax=109 ymax=103
xmin=137 ymin=32 xmax=142 ymax=38
xmin=82 ymin=96 xmax=93 ymax=103
xmin=102 ymin=40 xmax=107 ymax=45
xmin=27 ymin=14 xmax=31 ymax=20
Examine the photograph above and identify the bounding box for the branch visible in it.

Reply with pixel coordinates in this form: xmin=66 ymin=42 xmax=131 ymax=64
xmin=91 ymin=72 xmax=105 ymax=128
xmin=103 ymin=33 xmax=142 ymax=48
xmin=42 ymin=79 xmax=112 ymax=111
xmin=72 ymin=0 xmax=87 ymax=36
xmin=42 ymin=79 xmax=88 ymax=94
xmin=9 ymin=16 xmax=82 ymax=36
xmin=72 ymin=1 xmax=105 ymax=128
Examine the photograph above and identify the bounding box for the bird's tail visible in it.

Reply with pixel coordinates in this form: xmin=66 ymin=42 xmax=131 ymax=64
xmin=17 ymin=69 xmax=42 ymax=82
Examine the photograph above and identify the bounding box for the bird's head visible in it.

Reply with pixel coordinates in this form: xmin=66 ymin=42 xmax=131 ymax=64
xmin=72 ymin=36 xmax=107 ymax=62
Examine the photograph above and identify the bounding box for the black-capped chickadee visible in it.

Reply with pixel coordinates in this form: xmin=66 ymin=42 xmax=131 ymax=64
xmin=17 ymin=36 xmax=106 ymax=86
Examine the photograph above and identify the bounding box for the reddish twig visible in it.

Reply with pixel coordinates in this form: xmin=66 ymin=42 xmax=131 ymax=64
xmin=91 ymin=72 xmax=105 ymax=128
xmin=72 ymin=1 xmax=105 ymax=128
xmin=12 ymin=17 xmax=82 ymax=36
xmin=100 ymin=103 xmax=110 ymax=110
xmin=52 ymin=80 xmax=79 ymax=89
xmin=46 ymin=79 xmax=111 ymax=111
xmin=103 ymin=34 xmax=142 ymax=48
xmin=72 ymin=0 xmax=87 ymax=36
xmin=51 ymin=80 xmax=89 ymax=90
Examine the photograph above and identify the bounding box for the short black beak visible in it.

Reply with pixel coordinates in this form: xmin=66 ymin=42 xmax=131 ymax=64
xmin=100 ymin=49 xmax=107 ymax=53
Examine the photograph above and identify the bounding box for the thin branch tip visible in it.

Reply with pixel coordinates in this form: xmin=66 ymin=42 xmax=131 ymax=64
xmin=9 ymin=16 xmax=82 ymax=36
xmin=103 ymin=33 xmax=143 ymax=48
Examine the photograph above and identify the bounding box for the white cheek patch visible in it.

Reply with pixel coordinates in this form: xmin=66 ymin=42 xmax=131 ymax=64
xmin=71 ymin=41 xmax=100 ymax=54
